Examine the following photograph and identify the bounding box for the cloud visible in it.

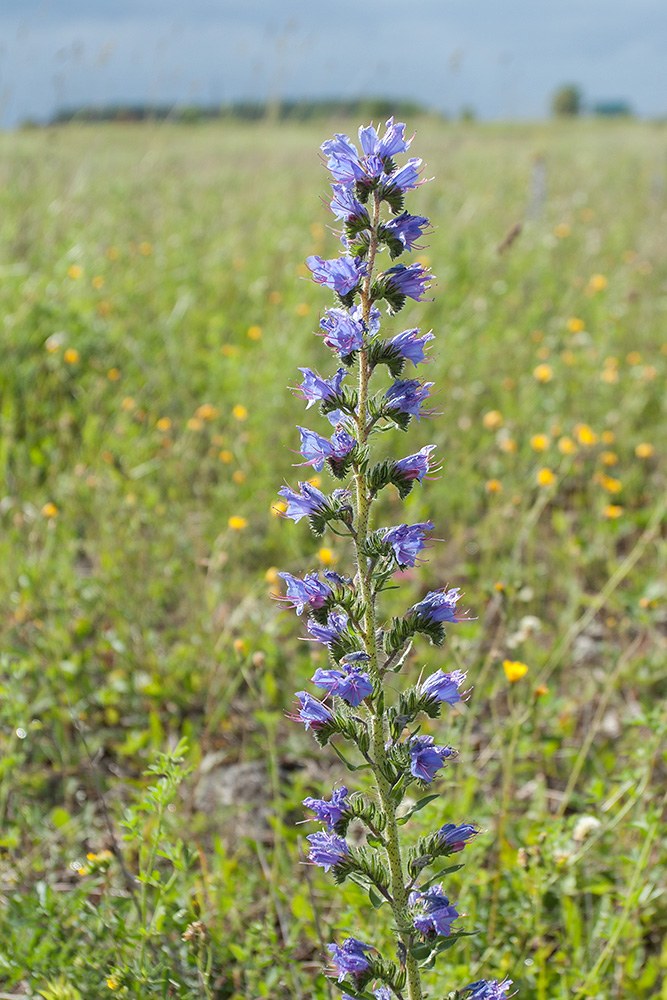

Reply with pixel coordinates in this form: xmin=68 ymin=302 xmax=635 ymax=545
xmin=1 ymin=0 xmax=665 ymax=125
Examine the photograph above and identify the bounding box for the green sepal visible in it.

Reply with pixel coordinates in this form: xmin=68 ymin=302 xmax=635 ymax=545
xmin=332 ymin=844 xmax=391 ymax=897
xmin=377 ymin=224 xmax=406 ymax=259
xmin=384 ymin=616 xmax=417 ymax=655
xmin=408 ymin=827 xmax=470 ymax=878
xmin=413 ymin=618 xmax=447 ymax=647
xmin=336 ymin=794 xmax=387 ymax=837
xmin=378 ymin=180 xmax=405 ymax=215
xmin=388 ymin=687 xmax=442 ymax=740
xmin=346 ymin=231 xmax=371 ymax=260
xmin=320 ymin=387 xmax=359 ymax=419
xmin=327 ymin=444 xmax=359 ymax=481
xmin=367 ymin=338 xmax=407 ymax=379
xmin=369 ymin=277 xmax=406 ymax=315
xmin=336 ymin=287 xmax=360 ymax=309
xmin=367 ymin=459 xmax=396 ymax=497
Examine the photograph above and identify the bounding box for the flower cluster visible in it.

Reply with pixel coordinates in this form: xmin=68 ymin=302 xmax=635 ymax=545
xmin=274 ymin=118 xmax=511 ymax=1000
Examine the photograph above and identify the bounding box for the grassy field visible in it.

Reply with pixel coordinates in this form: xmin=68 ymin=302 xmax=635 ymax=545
xmin=0 ymin=117 xmax=666 ymax=999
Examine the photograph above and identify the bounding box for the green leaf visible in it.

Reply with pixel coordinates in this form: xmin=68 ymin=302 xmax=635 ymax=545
xmin=397 ymin=794 xmax=440 ymax=824
xmin=368 ymin=886 xmax=385 ymax=909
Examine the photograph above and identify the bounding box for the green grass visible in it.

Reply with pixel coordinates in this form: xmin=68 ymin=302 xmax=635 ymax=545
xmin=0 ymin=118 xmax=666 ymax=999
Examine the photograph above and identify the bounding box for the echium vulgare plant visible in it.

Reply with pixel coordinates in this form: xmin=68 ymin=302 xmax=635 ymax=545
xmin=275 ymin=119 xmax=514 ymax=1000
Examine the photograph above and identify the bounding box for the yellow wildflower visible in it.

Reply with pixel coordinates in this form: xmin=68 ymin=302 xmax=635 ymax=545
xmin=41 ymin=502 xmax=58 ymax=518
xmin=232 ymin=469 xmax=246 ymax=484
xmin=567 ymin=317 xmax=584 ymax=333
xmin=271 ymin=500 xmax=287 ymax=517
xmin=600 ymin=475 xmax=622 ymax=494
xmin=64 ymin=348 xmax=80 ymax=364
xmin=296 ymin=302 xmax=310 ymax=317
xmin=318 ymin=547 xmax=336 ymax=565
xmin=626 ymin=351 xmax=641 ymax=365
xmin=601 ymin=451 xmax=618 ymax=466
xmin=537 ymin=468 xmax=555 ymax=486
xmin=107 ymin=367 xmax=121 ymax=381
xmin=121 ymin=397 xmax=136 ymax=412
xmin=228 ymin=516 xmax=248 ymax=530
xmin=588 ymin=273 xmax=607 ymax=291
xmin=503 ymin=660 xmax=529 ymax=682
xmin=219 ymin=449 xmax=233 ymax=463
xmin=482 ymin=410 xmax=503 ymax=431
xmin=232 ymin=404 xmax=248 ymax=421
xmin=575 ymin=424 xmax=598 ymax=446
xmin=558 ymin=436 xmax=576 ymax=455
xmin=92 ymin=275 xmax=105 ymax=289
xmin=499 ymin=437 xmax=517 ymax=453
xmin=156 ymin=417 xmax=172 ymax=432
xmin=186 ymin=417 xmax=204 ymax=431
xmin=265 ymin=566 xmax=279 ymax=583
xmin=555 ymin=223 xmax=571 ymax=238
xmin=533 ymin=363 xmax=553 ymax=383
xmin=67 ymin=264 xmax=83 ymax=279
xmin=485 ymin=479 xmax=503 ymax=494
xmin=635 ymin=442 xmax=654 ymax=459
xmin=530 ymin=434 xmax=550 ymax=452
xmin=603 ymin=505 xmax=623 ymax=519
xmin=247 ymin=325 xmax=262 ymax=340
xmin=221 ymin=344 xmax=240 ymax=357
xmin=196 ymin=403 xmax=218 ymax=421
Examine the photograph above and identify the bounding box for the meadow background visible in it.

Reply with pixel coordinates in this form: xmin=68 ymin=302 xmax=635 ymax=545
xmin=1 ymin=116 xmax=666 ymax=999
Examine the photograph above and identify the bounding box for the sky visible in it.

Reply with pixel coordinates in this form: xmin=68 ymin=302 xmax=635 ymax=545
xmin=1 ymin=0 xmax=666 ymax=126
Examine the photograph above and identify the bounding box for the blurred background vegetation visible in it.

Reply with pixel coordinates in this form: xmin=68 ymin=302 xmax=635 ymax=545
xmin=0 ymin=116 xmax=666 ymax=998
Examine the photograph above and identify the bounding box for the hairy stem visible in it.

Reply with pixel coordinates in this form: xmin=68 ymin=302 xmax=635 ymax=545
xmin=351 ymin=187 xmax=423 ymax=1000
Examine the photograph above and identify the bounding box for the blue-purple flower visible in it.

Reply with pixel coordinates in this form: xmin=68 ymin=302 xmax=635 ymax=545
xmin=306 ymin=254 xmax=366 ymax=296
xmin=306 ymin=611 xmax=349 ymax=645
xmin=303 ymin=786 xmax=349 ymax=831
xmin=408 ymin=587 xmax=471 ymax=625
xmin=437 ymin=822 xmax=478 ymax=851
xmin=327 ymin=938 xmax=372 ymax=981
xmin=293 ymin=367 xmax=347 ymax=408
xmin=276 ymin=571 xmax=331 ymax=615
xmin=384 ymin=379 xmax=435 ymax=420
xmin=351 ymin=302 xmax=382 ymax=336
xmin=407 ymin=735 xmax=456 ymax=782
xmin=277 ymin=481 xmax=329 ymax=523
xmin=394 ymin=444 xmax=438 ymax=482
xmin=321 ymin=134 xmax=368 ymax=183
xmin=306 ymin=830 xmax=349 ymax=871
xmin=420 ymin=668 xmax=467 ymax=704
xmin=291 ymin=691 xmax=333 ymax=730
xmin=296 ymin=425 xmax=355 ymax=472
xmin=462 ymin=979 xmax=514 ymax=1000
xmin=311 ymin=662 xmax=373 ymax=707
xmin=383 ymin=212 xmax=430 ymax=251
xmin=358 ymin=117 xmax=412 ymax=159
xmin=381 ymin=521 xmax=434 ymax=567
xmin=322 ymin=118 xmax=412 ymax=186
xmin=381 ymin=263 xmax=433 ymax=301
xmin=330 ymin=184 xmax=370 ymax=225
xmin=386 ymin=158 xmax=423 ymax=192
xmin=388 ymin=328 xmax=435 ymax=366
xmin=319 ymin=307 xmax=365 ymax=356
xmin=409 ymin=883 xmax=459 ymax=936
